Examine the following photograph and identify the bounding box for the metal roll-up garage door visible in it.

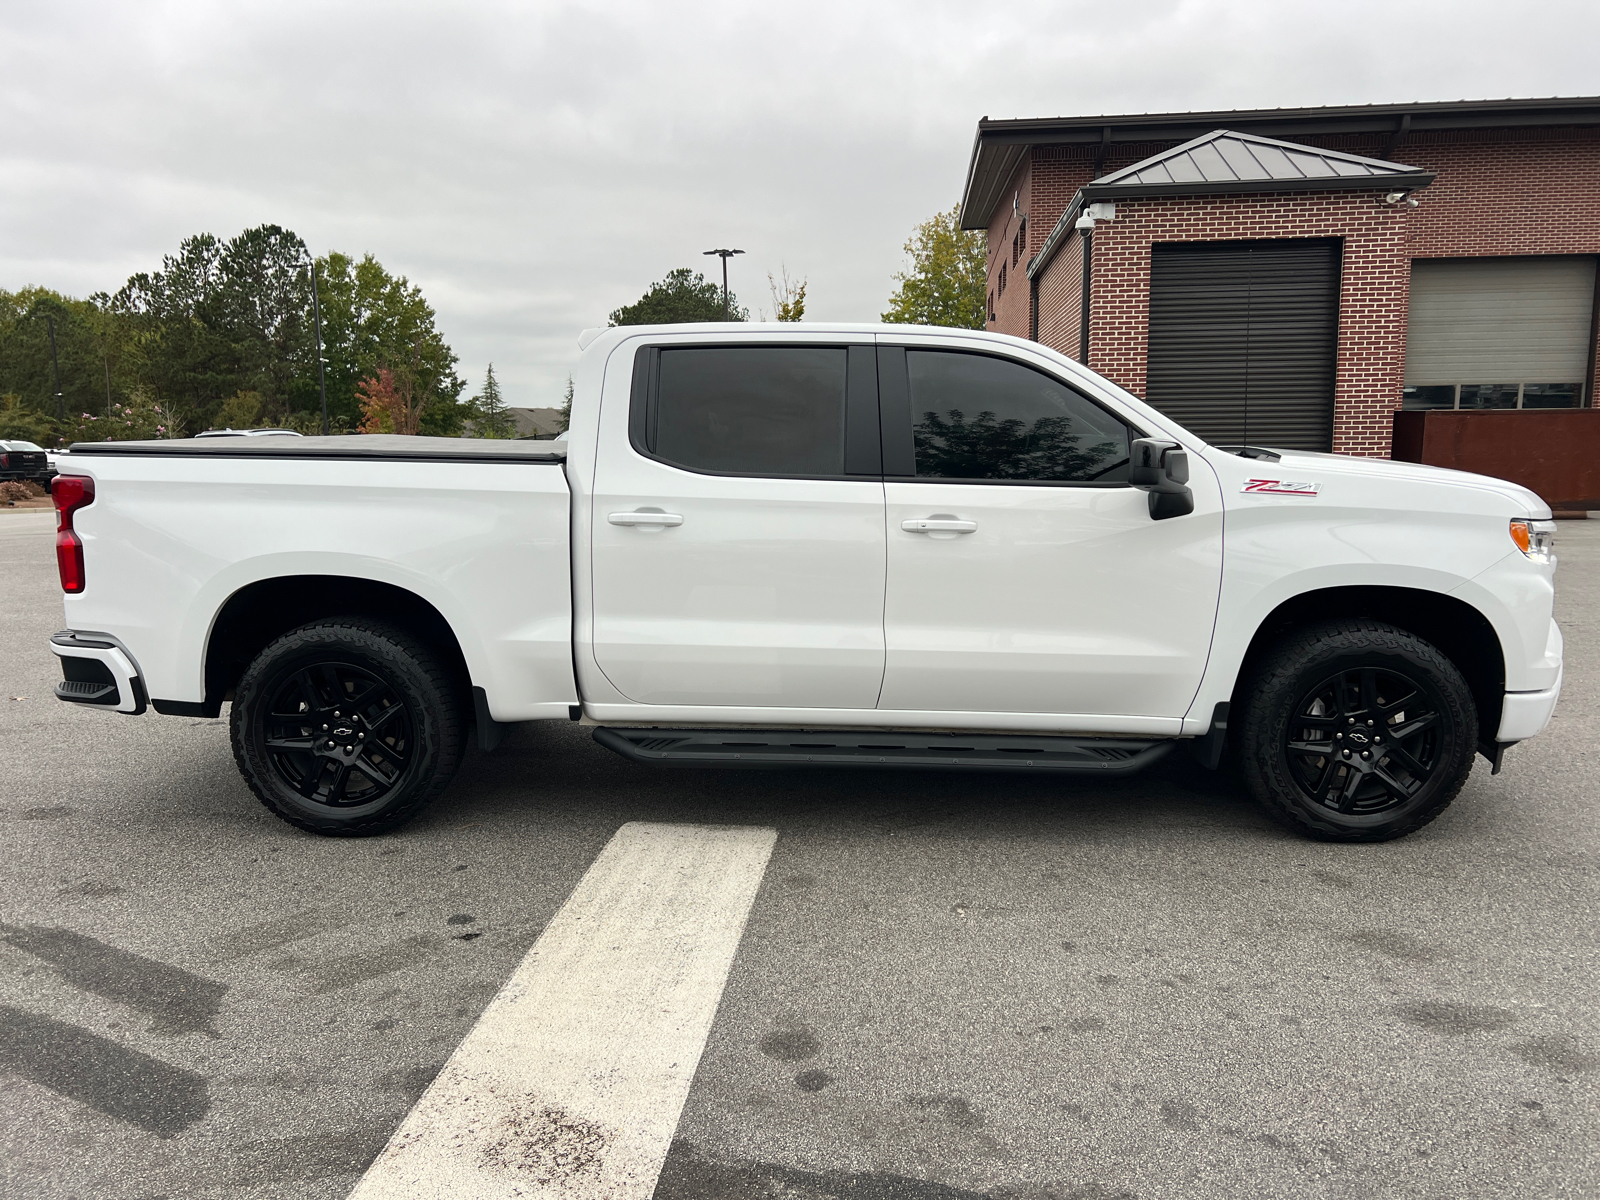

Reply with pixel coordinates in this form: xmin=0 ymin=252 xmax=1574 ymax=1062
xmin=1405 ymin=256 xmax=1597 ymax=394
xmin=1145 ymin=239 xmax=1341 ymax=451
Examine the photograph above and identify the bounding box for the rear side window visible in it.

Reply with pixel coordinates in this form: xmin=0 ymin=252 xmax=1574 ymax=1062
xmin=647 ymin=346 xmax=848 ymax=476
xmin=906 ymin=350 xmax=1131 ymax=482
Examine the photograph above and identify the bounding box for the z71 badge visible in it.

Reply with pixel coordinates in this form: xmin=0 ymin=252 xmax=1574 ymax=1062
xmin=1242 ymin=479 xmax=1321 ymax=496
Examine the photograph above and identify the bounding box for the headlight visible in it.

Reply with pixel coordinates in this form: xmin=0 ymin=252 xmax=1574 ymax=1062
xmin=1510 ymin=518 xmax=1556 ymax=565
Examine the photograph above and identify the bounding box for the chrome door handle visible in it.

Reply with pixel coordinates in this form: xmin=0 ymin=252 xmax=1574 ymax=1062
xmin=608 ymin=511 xmax=684 ymax=527
xmin=901 ymin=518 xmax=977 ymax=534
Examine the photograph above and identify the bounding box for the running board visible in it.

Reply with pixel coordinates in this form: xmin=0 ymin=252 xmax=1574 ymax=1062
xmin=592 ymin=727 xmax=1175 ymax=774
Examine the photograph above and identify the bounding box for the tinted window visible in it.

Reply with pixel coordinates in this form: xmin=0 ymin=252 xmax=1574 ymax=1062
xmin=652 ymin=347 xmax=847 ymax=476
xmin=906 ymin=351 xmax=1131 ymax=482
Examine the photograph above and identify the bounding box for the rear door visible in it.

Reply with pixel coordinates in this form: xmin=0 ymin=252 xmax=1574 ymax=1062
xmin=589 ymin=340 xmax=888 ymax=709
xmin=876 ymin=343 xmax=1224 ymax=723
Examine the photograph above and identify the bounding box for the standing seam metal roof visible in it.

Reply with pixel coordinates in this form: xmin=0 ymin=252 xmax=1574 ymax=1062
xmin=1094 ymin=129 xmax=1433 ymax=190
xmin=1025 ymin=130 xmax=1436 ymax=282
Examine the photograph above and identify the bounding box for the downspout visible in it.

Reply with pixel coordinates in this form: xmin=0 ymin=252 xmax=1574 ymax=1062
xmin=1078 ymin=225 xmax=1093 ymax=366
xmin=1029 ymin=273 xmax=1039 ymax=342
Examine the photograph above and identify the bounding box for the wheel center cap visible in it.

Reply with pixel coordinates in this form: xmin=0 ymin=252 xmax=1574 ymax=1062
xmin=331 ymin=723 xmax=356 ymax=739
xmin=1347 ymin=729 xmax=1370 ymax=747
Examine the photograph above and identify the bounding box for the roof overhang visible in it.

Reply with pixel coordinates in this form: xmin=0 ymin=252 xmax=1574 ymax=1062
xmin=961 ymin=95 xmax=1600 ymax=230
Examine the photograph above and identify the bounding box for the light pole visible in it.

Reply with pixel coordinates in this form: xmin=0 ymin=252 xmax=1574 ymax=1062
xmin=702 ymin=248 xmax=744 ymax=319
xmin=45 ymin=314 xmax=64 ymax=421
xmin=304 ymin=250 xmax=330 ymax=436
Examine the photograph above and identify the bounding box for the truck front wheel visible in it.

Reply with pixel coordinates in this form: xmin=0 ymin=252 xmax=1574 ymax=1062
xmin=1237 ymin=620 xmax=1477 ymax=842
xmin=230 ymin=619 xmax=464 ymax=836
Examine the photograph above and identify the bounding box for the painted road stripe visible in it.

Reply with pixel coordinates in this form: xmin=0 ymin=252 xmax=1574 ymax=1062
xmin=348 ymin=821 xmax=777 ymax=1199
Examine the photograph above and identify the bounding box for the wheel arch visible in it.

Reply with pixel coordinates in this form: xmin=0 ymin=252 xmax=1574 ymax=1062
xmin=202 ymin=575 xmax=472 ymax=715
xmin=1234 ymin=585 xmax=1505 ymax=746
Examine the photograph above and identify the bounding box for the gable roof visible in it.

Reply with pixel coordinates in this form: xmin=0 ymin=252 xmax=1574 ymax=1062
xmin=1086 ymin=129 xmax=1434 ymax=198
xmin=1026 ymin=129 xmax=1437 ymax=283
xmin=959 ymin=95 xmax=1600 ymax=229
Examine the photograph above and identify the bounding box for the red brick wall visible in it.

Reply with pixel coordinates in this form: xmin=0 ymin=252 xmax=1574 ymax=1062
xmin=1076 ymin=191 xmax=1413 ymax=456
xmin=986 ymin=157 xmax=1033 ymax=336
xmin=1005 ymin=127 xmax=1600 ymax=456
xmin=1036 ymin=228 xmax=1083 ymax=353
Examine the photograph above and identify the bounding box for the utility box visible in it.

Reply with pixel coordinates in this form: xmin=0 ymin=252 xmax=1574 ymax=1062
xmin=1391 ymin=408 xmax=1600 ymax=513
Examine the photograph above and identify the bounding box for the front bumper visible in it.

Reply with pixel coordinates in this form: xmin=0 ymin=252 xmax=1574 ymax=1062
xmin=1497 ymin=662 xmax=1562 ymax=742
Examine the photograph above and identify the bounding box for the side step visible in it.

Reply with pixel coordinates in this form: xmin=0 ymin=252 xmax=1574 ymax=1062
xmin=593 ymin=727 xmax=1174 ymax=774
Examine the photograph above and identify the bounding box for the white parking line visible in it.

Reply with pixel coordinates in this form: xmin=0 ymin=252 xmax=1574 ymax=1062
xmin=347 ymin=821 xmax=777 ymax=1199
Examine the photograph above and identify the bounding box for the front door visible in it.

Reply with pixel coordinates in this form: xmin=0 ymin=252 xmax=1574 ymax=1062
xmin=876 ymin=345 xmax=1223 ymax=721
xmin=590 ymin=341 xmax=887 ymax=710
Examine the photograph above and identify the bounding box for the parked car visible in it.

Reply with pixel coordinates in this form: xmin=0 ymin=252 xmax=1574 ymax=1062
xmin=45 ymin=324 xmax=1562 ymax=843
xmin=1 ymin=440 xmax=54 ymax=485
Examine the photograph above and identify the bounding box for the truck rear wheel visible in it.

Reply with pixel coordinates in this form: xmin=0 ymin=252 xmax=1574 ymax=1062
xmin=230 ymin=619 xmax=464 ymax=836
xmin=1237 ymin=620 xmax=1476 ymax=842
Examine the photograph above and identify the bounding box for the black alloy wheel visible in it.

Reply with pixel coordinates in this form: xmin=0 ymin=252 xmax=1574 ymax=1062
xmin=259 ymin=661 xmax=415 ymax=808
xmin=231 ymin=619 xmax=464 ymax=836
xmin=1284 ymin=666 xmax=1444 ymax=817
xmin=1237 ymin=620 xmax=1476 ymax=842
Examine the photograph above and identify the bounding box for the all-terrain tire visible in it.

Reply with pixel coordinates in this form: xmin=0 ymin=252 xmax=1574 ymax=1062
xmin=230 ymin=618 xmax=464 ymax=836
xmin=1237 ymin=620 xmax=1476 ymax=842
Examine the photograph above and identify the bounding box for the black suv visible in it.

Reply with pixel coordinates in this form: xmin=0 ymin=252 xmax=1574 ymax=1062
xmin=0 ymin=441 xmax=54 ymax=485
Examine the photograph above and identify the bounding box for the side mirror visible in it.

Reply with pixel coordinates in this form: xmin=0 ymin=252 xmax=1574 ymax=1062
xmin=1129 ymin=438 xmax=1194 ymax=520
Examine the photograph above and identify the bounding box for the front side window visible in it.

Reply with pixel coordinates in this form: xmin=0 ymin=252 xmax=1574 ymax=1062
xmin=649 ymin=346 xmax=847 ymax=476
xmin=906 ymin=350 xmax=1131 ymax=483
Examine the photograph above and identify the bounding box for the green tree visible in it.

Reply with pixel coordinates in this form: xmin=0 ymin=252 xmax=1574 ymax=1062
xmin=556 ymin=374 xmax=573 ymax=434
xmin=0 ymin=226 xmax=469 ymax=440
xmin=769 ymin=268 xmax=807 ymax=322
xmin=0 ymin=393 xmax=57 ymax=443
xmin=469 ymin=364 xmax=514 ymax=438
xmin=0 ymin=288 xmax=124 ymax=438
xmin=610 ymin=268 xmax=747 ymax=325
xmin=313 ymin=250 xmax=466 ymax=434
xmin=882 ymin=205 xmax=986 ymax=330
xmin=113 ymin=225 xmax=316 ymax=418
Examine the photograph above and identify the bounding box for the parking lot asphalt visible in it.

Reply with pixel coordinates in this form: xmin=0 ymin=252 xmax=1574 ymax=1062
xmin=1 ymin=507 xmax=1596 ymax=1200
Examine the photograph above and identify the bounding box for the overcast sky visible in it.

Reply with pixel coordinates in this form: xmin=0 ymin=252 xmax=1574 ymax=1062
xmin=3 ymin=0 xmax=1597 ymax=406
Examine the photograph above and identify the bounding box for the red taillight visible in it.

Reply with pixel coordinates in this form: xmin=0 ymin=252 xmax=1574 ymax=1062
xmin=52 ymin=475 xmax=94 ymax=594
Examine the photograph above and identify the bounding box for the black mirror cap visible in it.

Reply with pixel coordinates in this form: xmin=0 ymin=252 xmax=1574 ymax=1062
xmin=1164 ymin=447 xmax=1190 ymax=486
xmin=1128 ymin=438 xmax=1172 ymax=487
xmin=1130 ymin=437 xmax=1193 ymax=519
xmin=1130 ymin=438 xmax=1188 ymax=488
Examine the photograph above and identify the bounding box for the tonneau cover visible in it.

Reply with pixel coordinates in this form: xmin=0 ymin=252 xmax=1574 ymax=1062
xmin=67 ymin=434 xmax=567 ymax=463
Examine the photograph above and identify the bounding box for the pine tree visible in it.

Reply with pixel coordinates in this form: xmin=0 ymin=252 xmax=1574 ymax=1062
xmin=557 ymin=374 xmax=573 ymax=434
xmin=472 ymin=363 xmax=514 ymax=438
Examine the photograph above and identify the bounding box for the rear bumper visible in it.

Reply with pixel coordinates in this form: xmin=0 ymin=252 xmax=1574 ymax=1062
xmin=1498 ymin=663 xmax=1562 ymax=742
xmin=50 ymin=631 xmax=147 ymax=715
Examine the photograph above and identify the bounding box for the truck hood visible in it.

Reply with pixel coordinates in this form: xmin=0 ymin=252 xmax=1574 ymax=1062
xmin=1213 ymin=447 xmax=1552 ymax=518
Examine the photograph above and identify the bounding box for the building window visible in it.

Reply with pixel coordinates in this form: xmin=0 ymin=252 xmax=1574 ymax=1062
xmin=998 ymin=262 xmax=1007 ymax=297
xmin=1012 ymin=218 xmax=1027 ymax=267
xmin=987 ymin=290 xmax=994 ymax=323
xmin=1401 ymin=383 xmax=1584 ymax=411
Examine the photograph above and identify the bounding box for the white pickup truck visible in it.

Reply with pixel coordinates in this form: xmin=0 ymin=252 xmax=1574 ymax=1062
xmin=46 ymin=324 xmax=1562 ymax=842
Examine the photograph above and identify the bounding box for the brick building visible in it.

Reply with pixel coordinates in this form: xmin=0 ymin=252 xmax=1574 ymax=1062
xmin=962 ymin=98 xmax=1600 ymax=456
